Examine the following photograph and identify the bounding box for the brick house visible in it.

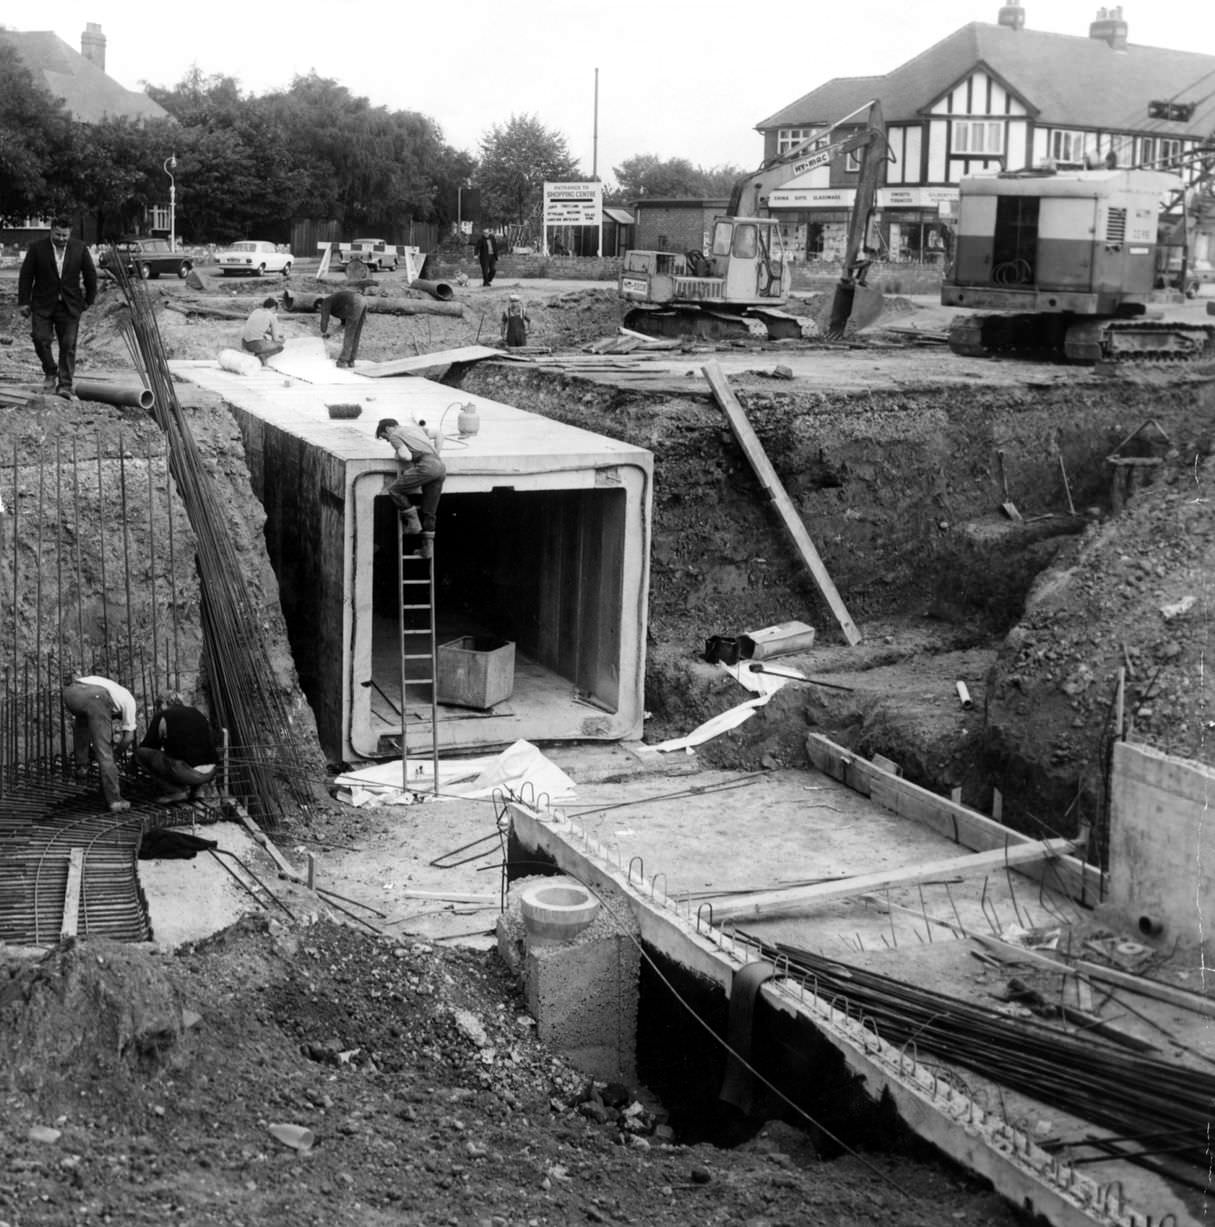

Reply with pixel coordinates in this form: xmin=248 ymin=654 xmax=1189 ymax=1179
xmin=754 ymin=2 xmax=1215 ymax=263
xmin=0 ymin=24 xmax=169 ymax=245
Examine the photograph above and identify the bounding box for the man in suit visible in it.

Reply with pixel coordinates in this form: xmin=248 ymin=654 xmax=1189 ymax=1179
xmin=472 ymin=229 xmax=498 ymax=286
xmin=18 ymin=216 xmax=98 ymax=399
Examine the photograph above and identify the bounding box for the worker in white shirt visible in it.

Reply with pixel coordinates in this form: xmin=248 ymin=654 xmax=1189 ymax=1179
xmin=61 ymin=671 xmax=137 ymax=812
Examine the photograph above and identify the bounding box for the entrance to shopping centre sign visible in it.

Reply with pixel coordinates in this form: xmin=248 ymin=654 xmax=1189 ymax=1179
xmin=543 ymin=182 xmax=603 ymax=255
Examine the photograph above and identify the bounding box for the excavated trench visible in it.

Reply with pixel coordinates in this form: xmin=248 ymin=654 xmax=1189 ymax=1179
xmin=451 ymin=360 xmax=1215 ymax=857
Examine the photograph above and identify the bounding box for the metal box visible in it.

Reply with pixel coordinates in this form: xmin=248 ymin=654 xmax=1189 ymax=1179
xmin=437 ymin=636 xmax=515 ymax=709
xmin=739 ymin=620 xmax=816 ymax=660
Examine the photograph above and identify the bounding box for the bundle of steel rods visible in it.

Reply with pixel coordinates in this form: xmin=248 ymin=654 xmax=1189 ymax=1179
xmin=747 ymin=933 xmax=1215 ymax=1180
xmin=108 ymin=254 xmax=317 ymax=824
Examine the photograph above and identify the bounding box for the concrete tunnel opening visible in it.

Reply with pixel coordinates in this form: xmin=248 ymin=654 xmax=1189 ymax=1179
xmin=362 ymin=486 xmax=628 ymax=754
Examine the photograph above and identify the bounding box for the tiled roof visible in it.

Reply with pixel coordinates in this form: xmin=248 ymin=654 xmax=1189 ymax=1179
xmin=0 ymin=30 xmax=168 ymax=124
xmin=756 ymin=22 xmax=1215 ymax=135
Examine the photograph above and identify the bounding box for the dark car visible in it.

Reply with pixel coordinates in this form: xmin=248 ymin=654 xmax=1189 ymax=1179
xmin=99 ymin=237 xmax=193 ymax=280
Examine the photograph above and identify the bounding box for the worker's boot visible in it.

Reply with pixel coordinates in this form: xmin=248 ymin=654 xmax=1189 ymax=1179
xmin=398 ymin=505 xmax=422 ymax=535
xmin=419 ymin=532 xmax=435 ymax=560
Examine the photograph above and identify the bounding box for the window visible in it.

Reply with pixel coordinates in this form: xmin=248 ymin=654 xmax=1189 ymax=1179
xmin=1049 ymin=130 xmax=1087 ymax=164
xmin=777 ymin=127 xmax=818 ymax=155
xmin=1140 ymin=136 xmax=1183 ymax=169
xmin=954 ymin=120 xmax=1005 ymax=156
xmin=732 ymin=224 xmax=758 ymax=259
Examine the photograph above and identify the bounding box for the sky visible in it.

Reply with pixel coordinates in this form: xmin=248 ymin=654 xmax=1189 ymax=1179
xmin=6 ymin=0 xmax=1215 ymax=184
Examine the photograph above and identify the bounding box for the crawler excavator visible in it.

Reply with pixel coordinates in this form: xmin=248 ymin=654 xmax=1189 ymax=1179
xmin=942 ymin=152 xmax=1215 ymax=363
xmin=618 ymin=101 xmax=888 ymax=341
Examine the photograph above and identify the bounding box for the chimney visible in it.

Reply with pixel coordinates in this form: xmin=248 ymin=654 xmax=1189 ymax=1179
xmin=1089 ymin=5 xmax=1128 ymax=50
xmin=80 ymin=22 xmax=106 ymax=71
xmin=997 ymin=1 xmax=1025 ymax=30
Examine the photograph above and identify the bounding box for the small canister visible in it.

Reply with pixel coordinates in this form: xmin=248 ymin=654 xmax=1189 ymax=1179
xmin=458 ymin=402 xmax=481 ymax=436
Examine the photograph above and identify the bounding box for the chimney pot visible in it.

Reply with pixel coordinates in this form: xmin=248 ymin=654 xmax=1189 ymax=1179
xmin=998 ymin=1 xmax=1025 ymax=30
xmin=80 ymin=22 xmax=106 ymax=72
xmin=1089 ymin=5 xmax=1128 ymax=50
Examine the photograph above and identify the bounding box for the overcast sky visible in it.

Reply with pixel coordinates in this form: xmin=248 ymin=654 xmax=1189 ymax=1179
xmin=8 ymin=1 xmax=1214 ymax=183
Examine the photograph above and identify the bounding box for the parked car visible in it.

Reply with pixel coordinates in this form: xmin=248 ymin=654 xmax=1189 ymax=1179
xmin=216 ymin=240 xmax=293 ymax=277
xmin=99 ymin=237 xmax=193 ymax=280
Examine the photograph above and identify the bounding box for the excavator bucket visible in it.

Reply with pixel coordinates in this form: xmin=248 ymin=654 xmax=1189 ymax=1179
xmin=807 ymin=283 xmax=886 ymax=339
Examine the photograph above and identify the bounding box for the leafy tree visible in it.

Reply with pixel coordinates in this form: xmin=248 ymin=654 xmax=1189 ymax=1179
xmin=0 ymin=43 xmax=78 ymax=224
xmin=477 ymin=115 xmax=580 ymax=228
xmin=610 ymin=154 xmax=747 ymax=203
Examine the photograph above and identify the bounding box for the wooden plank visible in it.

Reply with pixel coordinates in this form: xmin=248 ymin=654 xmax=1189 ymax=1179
xmin=1076 ymin=960 xmax=1215 ymax=1019
xmin=712 ymin=838 xmax=1076 ymax=922
xmin=806 ymin=733 xmax=1104 ymax=904
xmin=358 ymin=346 xmax=519 ymax=378
xmin=61 ymin=848 xmax=84 ymax=940
xmin=703 ymin=361 xmax=861 ymax=645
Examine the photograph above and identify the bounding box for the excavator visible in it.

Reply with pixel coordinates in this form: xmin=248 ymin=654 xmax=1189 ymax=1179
xmin=942 ymin=149 xmax=1215 ymax=362
xmin=618 ymin=102 xmax=888 ymax=341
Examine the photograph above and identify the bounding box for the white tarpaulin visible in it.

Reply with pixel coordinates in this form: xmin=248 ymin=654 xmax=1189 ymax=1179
xmin=333 ymin=740 xmax=576 ymax=807
xmin=637 ymin=661 xmax=803 ymax=754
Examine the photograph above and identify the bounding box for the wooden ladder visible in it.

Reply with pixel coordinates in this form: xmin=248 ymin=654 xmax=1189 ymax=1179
xmin=397 ymin=515 xmax=440 ymax=795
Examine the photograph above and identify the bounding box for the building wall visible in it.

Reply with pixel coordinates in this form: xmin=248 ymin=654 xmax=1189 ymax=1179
xmin=632 ymin=203 xmax=727 ymax=253
xmin=1109 ymin=740 xmax=1215 ymax=958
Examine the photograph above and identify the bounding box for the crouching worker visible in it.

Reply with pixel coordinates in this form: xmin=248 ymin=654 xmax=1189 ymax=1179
xmin=62 ymin=672 xmax=137 ymax=813
xmin=240 ymin=296 xmax=285 ymax=364
xmin=135 ymin=697 xmax=221 ymax=805
xmin=375 ymin=417 xmax=445 ymax=559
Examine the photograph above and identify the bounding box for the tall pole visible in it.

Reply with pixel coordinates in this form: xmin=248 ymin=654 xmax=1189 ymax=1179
xmin=164 ymin=153 xmax=177 ymax=251
xmin=592 ymin=67 xmax=599 ymax=180
xmin=594 ymin=68 xmax=602 ymax=257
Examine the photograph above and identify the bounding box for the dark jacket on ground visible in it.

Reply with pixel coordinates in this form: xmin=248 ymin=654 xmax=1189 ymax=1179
xmin=18 ymin=237 xmax=98 ymax=317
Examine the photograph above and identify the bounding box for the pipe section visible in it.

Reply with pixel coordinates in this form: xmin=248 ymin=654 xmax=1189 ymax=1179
xmin=409 ymin=279 xmax=454 ymax=302
xmin=73 ymin=379 xmax=155 ymax=410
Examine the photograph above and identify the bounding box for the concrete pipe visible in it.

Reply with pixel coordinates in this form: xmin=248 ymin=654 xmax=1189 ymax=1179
xmin=518 ymin=877 xmax=600 ymax=946
xmin=73 ymin=379 xmax=154 ymax=410
xmin=409 ymin=278 xmax=454 ymax=302
xmin=281 ymin=289 xmax=462 ymax=317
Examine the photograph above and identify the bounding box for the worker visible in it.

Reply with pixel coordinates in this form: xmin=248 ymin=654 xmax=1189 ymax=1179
xmin=134 ymin=696 xmax=221 ymax=805
xmin=501 ymin=294 xmax=529 ymax=348
xmin=318 ymin=289 xmax=368 ymax=369
xmin=18 ymin=215 xmax=98 ymax=399
xmin=472 ymin=229 xmax=499 ymax=286
xmin=61 ymin=671 xmax=137 ymax=813
xmin=375 ymin=417 xmax=446 ymax=559
xmin=850 ymin=246 xmax=877 ymax=288
xmin=240 ymin=296 xmax=285 ymax=364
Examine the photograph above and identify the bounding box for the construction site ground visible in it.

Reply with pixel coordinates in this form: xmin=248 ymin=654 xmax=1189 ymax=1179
xmin=2 ymin=260 xmax=1214 ymax=1225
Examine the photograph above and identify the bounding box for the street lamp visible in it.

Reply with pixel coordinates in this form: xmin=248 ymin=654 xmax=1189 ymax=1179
xmin=163 ymin=153 xmax=177 ymax=251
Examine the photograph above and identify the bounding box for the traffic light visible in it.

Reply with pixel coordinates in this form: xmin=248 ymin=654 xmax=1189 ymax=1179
xmin=1148 ymin=100 xmax=1196 ymax=122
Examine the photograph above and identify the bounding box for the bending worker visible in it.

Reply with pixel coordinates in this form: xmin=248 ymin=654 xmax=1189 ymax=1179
xmin=318 ymin=289 xmax=368 ymax=369
xmin=375 ymin=417 xmax=445 ymax=559
xmin=135 ymin=696 xmax=221 ymax=805
xmin=62 ymin=671 xmax=137 ymax=813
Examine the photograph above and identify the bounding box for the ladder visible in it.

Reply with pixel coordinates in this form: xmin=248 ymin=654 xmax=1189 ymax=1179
xmin=397 ymin=516 xmax=440 ymax=796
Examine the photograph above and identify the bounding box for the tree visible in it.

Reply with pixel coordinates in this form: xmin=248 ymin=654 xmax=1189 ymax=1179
xmin=610 ymin=155 xmax=747 ymax=203
xmin=477 ymin=115 xmax=580 ymax=228
xmin=0 ymin=43 xmax=79 ymax=224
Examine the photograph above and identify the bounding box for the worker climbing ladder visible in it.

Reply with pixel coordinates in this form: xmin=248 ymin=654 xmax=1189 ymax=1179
xmin=397 ymin=515 xmax=441 ymax=796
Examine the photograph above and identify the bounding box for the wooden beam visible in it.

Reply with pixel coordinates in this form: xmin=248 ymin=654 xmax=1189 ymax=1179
xmin=711 ymin=838 xmax=1076 ymax=921
xmin=1076 ymin=960 xmax=1215 ymax=1019
xmin=703 ymin=361 xmax=861 ymax=645
xmin=805 ymin=734 xmax=1104 ymax=904
xmin=61 ymin=848 xmax=84 ymax=940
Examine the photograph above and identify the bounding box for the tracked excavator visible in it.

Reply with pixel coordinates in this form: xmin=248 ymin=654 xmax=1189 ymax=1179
xmin=619 ymin=102 xmax=888 ymax=341
xmin=942 ymin=155 xmax=1215 ymax=363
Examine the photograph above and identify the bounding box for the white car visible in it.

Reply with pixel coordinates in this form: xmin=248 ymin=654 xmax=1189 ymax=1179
xmin=216 ymin=240 xmax=293 ymax=277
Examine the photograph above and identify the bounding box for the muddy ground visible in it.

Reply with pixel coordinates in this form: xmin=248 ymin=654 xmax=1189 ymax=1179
xmin=2 ymin=262 xmax=1214 ymax=1225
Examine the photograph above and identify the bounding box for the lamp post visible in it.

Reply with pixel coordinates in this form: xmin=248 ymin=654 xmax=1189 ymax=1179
xmin=163 ymin=154 xmax=177 ymax=251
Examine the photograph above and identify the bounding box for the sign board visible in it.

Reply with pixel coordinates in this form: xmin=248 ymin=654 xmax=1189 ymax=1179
xmin=877 ymin=186 xmax=960 ymax=208
xmin=543 ymin=181 xmax=602 ymax=226
xmin=767 ymin=187 xmax=857 ymax=208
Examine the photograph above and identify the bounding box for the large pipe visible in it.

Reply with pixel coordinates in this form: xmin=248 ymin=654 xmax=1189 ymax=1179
xmin=73 ymin=379 xmax=154 ymax=410
xmin=408 ymin=279 xmax=454 ymax=302
xmin=281 ymin=290 xmax=463 ymax=318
